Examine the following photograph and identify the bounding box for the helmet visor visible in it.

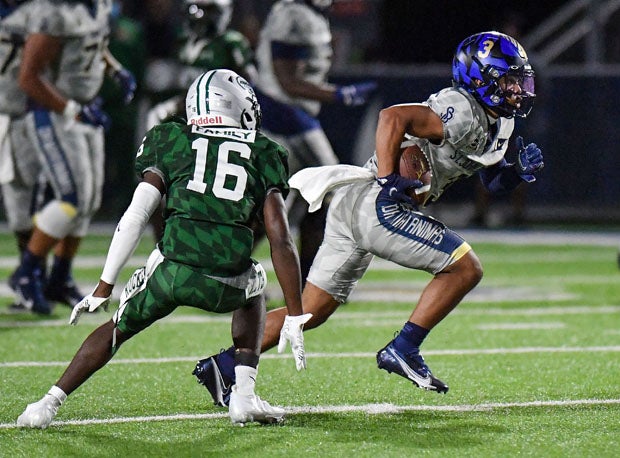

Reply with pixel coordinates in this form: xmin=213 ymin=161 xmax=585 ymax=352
xmin=501 ymin=68 xmax=535 ymax=117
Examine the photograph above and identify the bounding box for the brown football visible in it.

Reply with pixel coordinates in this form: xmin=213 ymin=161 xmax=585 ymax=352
xmin=399 ymin=144 xmax=432 ymax=205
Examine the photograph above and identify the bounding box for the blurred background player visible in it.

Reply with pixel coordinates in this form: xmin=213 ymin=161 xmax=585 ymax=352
xmin=17 ymin=69 xmax=309 ymax=429
xmin=251 ymin=0 xmax=376 ymax=282
xmin=8 ymin=0 xmax=136 ymax=314
xmin=145 ymin=0 xmax=256 ymax=129
xmin=0 ymin=0 xmax=45 ymax=310
xmin=194 ymin=31 xmax=544 ymax=404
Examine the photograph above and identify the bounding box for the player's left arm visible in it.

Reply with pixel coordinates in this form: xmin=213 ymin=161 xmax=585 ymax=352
xmin=479 ymin=136 xmax=544 ymax=194
xmin=263 ymin=188 xmax=303 ymax=317
xmin=103 ymin=47 xmax=136 ymax=104
xmin=263 ymin=187 xmax=312 ymax=369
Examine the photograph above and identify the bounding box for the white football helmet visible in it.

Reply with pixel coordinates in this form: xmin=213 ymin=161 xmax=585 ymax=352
xmin=186 ymin=69 xmax=261 ymax=129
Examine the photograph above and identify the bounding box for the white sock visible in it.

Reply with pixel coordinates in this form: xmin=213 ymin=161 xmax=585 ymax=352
xmin=234 ymin=365 xmax=257 ymax=396
xmin=46 ymin=385 xmax=67 ymax=406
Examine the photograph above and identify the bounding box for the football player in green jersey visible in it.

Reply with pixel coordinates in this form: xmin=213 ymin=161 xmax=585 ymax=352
xmin=17 ymin=69 xmax=311 ymax=429
xmin=145 ymin=0 xmax=257 ymax=130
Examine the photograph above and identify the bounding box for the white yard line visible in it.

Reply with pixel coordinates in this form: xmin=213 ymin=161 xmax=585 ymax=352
xmin=1 ymin=398 xmax=619 ymax=429
xmin=2 ymin=304 xmax=619 ymax=328
xmin=2 ymin=345 xmax=620 ymax=368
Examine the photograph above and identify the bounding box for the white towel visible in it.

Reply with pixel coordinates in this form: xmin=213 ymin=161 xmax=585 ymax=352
xmin=289 ymin=165 xmax=375 ymax=212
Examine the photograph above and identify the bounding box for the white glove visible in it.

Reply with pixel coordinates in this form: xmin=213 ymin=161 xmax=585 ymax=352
xmin=69 ymin=294 xmax=110 ymax=326
xmin=277 ymin=313 xmax=312 ymax=371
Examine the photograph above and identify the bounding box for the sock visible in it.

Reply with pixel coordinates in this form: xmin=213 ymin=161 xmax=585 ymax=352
xmin=49 ymin=256 xmax=72 ymax=283
xmin=217 ymin=347 xmax=237 ymax=380
xmin=234 ymin=365 xmax=257 ymax=396
xmin=392 ymin=321 xmax=429 ymax=355
xmin=47 ymin=385 xmax=67 ymax=406
xmin=18 ymin=250 xmax=45 ymax=276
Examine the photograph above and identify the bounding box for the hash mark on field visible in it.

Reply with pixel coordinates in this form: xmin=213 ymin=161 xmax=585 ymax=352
xmin=1 ymin=398 xmax=619 ymax=429
xmin=2 ymin=345 xmax=620 ymax=368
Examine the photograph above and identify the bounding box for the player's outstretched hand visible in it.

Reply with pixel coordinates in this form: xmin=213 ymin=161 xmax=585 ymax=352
xmin=335 ymin=81 xmax=377 ymax=106
xmin=277 ymin=313 xmax=313 ymax=371
xmin=79 ymin=97 xmax=111 ymax=131
xmin=515 ymin=136 xmax=544 ymax=182
xmin=69 ymin=293 xmax=110 ymax=326
xmin=377 ymin=173 xmax=423 ymax=205
xmin=112 ymin=68 xmax=137 ymax=104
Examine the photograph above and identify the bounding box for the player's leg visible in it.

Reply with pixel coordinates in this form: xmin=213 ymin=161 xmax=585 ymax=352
xmin=228 ymin=293 xmax=285 ymax=425
xmin=368 ymin=186 xmax=483 ymax=392
xmin=16 ymin=254 xmax=172 ymax=428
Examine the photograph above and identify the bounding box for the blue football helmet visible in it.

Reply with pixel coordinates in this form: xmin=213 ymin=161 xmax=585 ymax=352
xmin=452 ymin=31 xmax=535 ymax=118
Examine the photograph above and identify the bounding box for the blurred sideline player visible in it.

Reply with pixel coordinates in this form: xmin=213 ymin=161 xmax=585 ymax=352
xmin=8 ymin=0 xmax=136 ymax=315
xmin=251 ymin=0 xmax=376 ymax=281
xmin=0 ymin=0 xmax=43 ymax=298
xmin=194 ymin=31 xmax=544 ymax=405
xmin=145 ymin=0 xmax=257 ymax=129
xmin=17 ymin=69 xmax=310 ymax=428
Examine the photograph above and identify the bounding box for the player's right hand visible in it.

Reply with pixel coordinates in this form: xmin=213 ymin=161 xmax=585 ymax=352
xmin=69 ymin=293 xmax=110 ymax=326
xmin=277 ymin=313 xmax=313 ymax=371
xmin=335 ymin=81 xmax=377 ymax=106
xmin=79 ymin=97 xmax=111 ymax=131
xmin=377 ymin=173 xmax=423 ymax=205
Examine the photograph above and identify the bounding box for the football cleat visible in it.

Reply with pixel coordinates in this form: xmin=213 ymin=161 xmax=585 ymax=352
xmin=377 ymin=341 xmax=449 ymax=394
xmin=44 ymin=278 xmax=85 ymax=308
xmin=9 ymin=268 xmax=51 ymax=315
xmin=192 ymin=354 xmax=234 ymax=407
xmin=228 ymin=386 xmax=285 ymax=426
xmin=16 ymin=395 xmax=59 ymax=429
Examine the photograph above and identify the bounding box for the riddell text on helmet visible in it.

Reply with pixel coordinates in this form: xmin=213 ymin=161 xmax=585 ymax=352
xmin=190 ymin=115 xmax=223 ymax=126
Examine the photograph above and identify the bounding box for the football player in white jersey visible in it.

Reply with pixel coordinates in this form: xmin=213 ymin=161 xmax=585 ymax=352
xmin=0 ymin=0 xmax=40 ymax=270
xmin=194 ymin=31 xmax=544 ymax=405
xmin=251 ymin=0 xmax=376 ymax=282
xmin=8 ymin=0 xmax=136 ymax=315
xmin=0 ymin=0 xmax=75 ymax=312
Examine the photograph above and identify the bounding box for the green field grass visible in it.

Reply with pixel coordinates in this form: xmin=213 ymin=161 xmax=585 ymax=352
xmin=0 ymin=228 xmax=619 ymax=457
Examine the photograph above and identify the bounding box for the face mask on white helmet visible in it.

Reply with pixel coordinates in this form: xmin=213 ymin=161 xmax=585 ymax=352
xmin=186 ymin=69 xmax=261 ymax=129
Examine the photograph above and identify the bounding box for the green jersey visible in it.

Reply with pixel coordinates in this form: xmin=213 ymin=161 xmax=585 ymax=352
xmin=135 ymin=123 xmax=289 ymax=276
xmin=177 ymin=30 xmax=255 ymax=88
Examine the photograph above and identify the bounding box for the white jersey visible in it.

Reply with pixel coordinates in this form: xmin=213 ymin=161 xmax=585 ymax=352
xmin=30 ymin=0 xmax=111 ymax=103
xmin=365 ymin=87 xmax=514 ymax=205
xmin=0 ymin=1 xmax=38 ymax=116
xmin=254 ymin=0 xmax=332 ymax=116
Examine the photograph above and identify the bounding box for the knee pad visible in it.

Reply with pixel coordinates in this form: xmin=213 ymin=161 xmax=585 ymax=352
xmin=33 ymin=200 xmax=77 ymax=239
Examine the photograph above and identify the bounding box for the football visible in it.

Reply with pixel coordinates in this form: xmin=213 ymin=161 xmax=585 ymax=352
xmin=399 ymin=144 xmax=432 ymax=205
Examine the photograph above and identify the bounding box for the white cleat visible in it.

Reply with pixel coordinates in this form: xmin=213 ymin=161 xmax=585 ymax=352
xmin=228 ymin=386 xmax=285 ymax=426
xmin=16 ymin=395 xmax=59 ymax=429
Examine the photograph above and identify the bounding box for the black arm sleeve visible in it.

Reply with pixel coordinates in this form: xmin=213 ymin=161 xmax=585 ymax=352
xmin=478 ymin=158 xmax=524 ymax=195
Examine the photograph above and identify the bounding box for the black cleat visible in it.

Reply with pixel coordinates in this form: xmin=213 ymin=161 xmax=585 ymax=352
xmin=192 ymin=354 xmax=234 ymax=407
xmin=377 ymin=341 xmax=448 ymax=393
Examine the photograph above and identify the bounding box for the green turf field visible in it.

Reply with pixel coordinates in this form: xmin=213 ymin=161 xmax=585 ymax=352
xmin=0 ymin=228 xmax=618 ymax=457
